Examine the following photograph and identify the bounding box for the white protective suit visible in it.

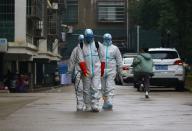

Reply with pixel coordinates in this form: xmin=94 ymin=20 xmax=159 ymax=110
xmin=77 ymin=29 xmax=102 ymax=112
xmin=101 ymin=33 xmax=123 ymax=110
xmin=68 ymin=35 xmax=85 ymax=111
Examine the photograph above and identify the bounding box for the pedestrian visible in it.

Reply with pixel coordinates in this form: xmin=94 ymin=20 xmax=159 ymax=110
xmin=101 ymin=33 xmax=123 ymax=110
xmin=23 ymin=74 xmax=29 ymax=92
xmin=69 ymin=34 xmax=85 ymax=111
xmin=4 ymin=70 xmax=12 ymax=91
xmin=77 ymin=29 xmax=103 ymax=112
xmin=9 ymin=73 xmax=16 ymax=93
xmin=16 ymin=74 xmax=28 ymax=93
xmin=132 ymin=48 xmax=153 ymax=98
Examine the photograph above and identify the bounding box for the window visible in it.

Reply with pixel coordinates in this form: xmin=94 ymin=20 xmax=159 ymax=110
xmin=149 ymin=51 xmax=179 ymax=59
xmin=0 ymin=0 xmax=15 ymax=42
xmin=124 ymin=58 xmax=134 ymax=65
xmin=26 ymin=0 xmax=32 ymax=16
xmin=47 ymin=13 xmax=57 ymax=52
xmin=97 ymin=1 xmax=125 ymax=23
xmin=27 ymin=0 xmax=43 ymax=19
xmin=47 ymin=12 xmax=58 ymax=35
xmin=47 ymin=37 xmax=54 ymax=52
xmin=62 ymin=0 xmax=78 ymax=23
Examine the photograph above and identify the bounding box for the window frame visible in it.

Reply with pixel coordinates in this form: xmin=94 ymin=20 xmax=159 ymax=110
xmin=62 ymin=0 xmax=78 ymax=23
xmin=149 ymin=51 xmax=179 ymax=59
xmin=0 ymin=0 xmax=15 ymax=42
xmin=96 ymin=0 xmax=125 ymax=23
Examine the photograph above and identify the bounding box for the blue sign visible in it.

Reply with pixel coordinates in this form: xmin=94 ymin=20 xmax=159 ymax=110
xmin=0 ymin=38 xmax=8 ymax=52
xmin=58 ymin=64 xmax=68 ymax=74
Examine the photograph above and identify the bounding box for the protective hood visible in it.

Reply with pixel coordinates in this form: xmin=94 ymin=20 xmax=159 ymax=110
xmin=84 ymin=29 xmax=94 ymax=44
xmin=140 ymin=53 xmax=152 ymax=60
xmin=103 ymin=33 xmax=112 ymax=46
xmin=78 ymin=34 xmax=84 ymax=43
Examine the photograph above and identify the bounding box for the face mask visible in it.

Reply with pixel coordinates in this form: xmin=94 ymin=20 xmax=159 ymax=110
xmin=85 ymin=35 xmax=93 ymax=44
xmin=103 ymin=39 xmax=112 ymax=46
xmin=79 ymin=39 xmax=84 ymax=43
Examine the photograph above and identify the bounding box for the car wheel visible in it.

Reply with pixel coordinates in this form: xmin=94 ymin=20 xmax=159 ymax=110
xmin=175 ymin=81 xmax=185 ymax=91
xmin=133 ymin=83 xmax=138 ymax=88
xmin=115 ymin=74 xmax=122 ymax=85
xmin=134 ymin=83 xmax=140 ymax=91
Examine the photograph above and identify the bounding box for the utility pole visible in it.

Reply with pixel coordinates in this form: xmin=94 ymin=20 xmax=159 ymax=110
xmin=126 ymin=0 xmax=129 ymax=51
xmin=137 ymin=25 xmax=140 ymax=53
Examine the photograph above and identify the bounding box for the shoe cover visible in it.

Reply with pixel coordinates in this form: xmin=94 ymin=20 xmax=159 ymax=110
xmin=102 ymin=102 xmax=113 ymax=110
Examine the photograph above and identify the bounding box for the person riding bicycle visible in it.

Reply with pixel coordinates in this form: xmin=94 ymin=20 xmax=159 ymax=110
xmin=132 ymin=48 xmax=153 ymax=98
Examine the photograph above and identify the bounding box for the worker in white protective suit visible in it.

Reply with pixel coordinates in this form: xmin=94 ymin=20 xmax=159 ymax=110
xmin=69 ymin=34 xmax=85 ymax=111
xmin=101 ymin=33 xmax=123 ymax=110
xmin=77 ymin=29 xmax=102 ymax=112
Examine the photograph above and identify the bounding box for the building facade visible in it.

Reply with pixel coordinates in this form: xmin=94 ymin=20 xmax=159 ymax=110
xmin=0 ymin=0 xmax=62 ymax=89
xmin=60 ymin=0 xmax=128 ymax=59
xmin=59 ymin=0 xmax=161 ymax=58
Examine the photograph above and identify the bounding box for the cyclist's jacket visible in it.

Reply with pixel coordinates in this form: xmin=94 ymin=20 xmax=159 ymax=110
xmin=132 ymin=53 xmax=153 ymax=75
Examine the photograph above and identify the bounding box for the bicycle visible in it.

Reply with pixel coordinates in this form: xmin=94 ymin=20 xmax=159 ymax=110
xmin=134 ymin=73 xmax=152 ymax=98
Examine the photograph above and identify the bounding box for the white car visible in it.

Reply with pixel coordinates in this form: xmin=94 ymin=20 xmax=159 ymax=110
xmin=148 ymin=48 xmax=185 ymax=91
xmin=115 ymin=53 xmax=137 ymax=85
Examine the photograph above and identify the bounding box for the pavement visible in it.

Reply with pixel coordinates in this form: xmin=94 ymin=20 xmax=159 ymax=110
xmin=0 ymin=85 xmax=192 ymax=131
xmin=186 ymin=74 xmax=192 ymax=91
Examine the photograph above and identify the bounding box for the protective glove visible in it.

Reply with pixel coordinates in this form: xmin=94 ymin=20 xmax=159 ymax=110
xmin=79 ymin=62 xmax=89 ymax=77
xmin=101 ymin=62 xmax=105 ymax=77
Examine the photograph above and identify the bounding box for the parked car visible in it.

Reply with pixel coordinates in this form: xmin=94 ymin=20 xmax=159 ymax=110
xmin=148 ymin=48 xmax=186 ymax=91
xmin=115 ymin=53 xmax=137 ymax=85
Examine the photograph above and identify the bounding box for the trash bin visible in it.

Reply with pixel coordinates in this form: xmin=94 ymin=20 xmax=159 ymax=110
xmin=60 ymin=73 xmax=71 ymax=85
xmin=58 ymin=64 xmax=71 ymax=85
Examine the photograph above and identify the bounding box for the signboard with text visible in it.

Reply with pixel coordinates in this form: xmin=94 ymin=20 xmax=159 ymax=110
xmin=0 ymin=38 xmax=8 ymax=53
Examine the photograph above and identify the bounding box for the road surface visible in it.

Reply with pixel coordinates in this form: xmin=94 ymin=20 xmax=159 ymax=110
xmin=0 ymin=85 xmax=192 ymax=131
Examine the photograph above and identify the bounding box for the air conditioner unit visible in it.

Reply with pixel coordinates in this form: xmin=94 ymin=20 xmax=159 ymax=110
xmin=0 ymin=38 xmax=8 ymax=53
xmin=52 ymin=3 xmax=58 ymax=9
xmin=67 ymin=26 xmax=73 ymax=33
xmin=61 ymin=32 xmax=66 ymax=42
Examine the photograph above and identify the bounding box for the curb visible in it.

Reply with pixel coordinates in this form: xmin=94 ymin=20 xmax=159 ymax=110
xmin=29 ymin=85 xmax=63 ymax=93
xmin=0 ymin=90 xmax=10 ymax=93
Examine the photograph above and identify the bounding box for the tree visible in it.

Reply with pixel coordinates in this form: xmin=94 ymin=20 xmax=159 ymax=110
xmin=129 ymin=0 xmax=192 ymax=61
xmin=129 ymin=0 xmax=161 ymax=29
xmin=173 ymin=0 xmax=192 ymax=59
